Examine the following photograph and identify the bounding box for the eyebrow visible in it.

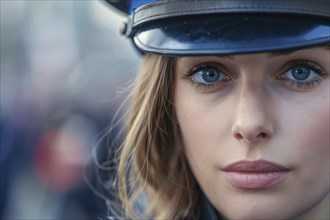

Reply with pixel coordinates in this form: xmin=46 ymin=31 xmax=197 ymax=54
xmin=214 ymin=49 xmax=302 ymax=60
xmin=267 ymin=44 xmax=330 ymax=59
xmin=268 ymin=48 xmax=300 ymax=58
xmin=213 ymin=44 xmax=330 ymax=60
xmin=213 ymin=48 xmax=302 ymax=59
xmin=179 ymin=44 xmax=330 ymax=64
xmin=214 ymin=54 xmax=234 ymax=60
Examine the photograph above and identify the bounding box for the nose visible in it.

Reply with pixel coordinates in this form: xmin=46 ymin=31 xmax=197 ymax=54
xmin=231 ymin=84 xmax=274 ymax=145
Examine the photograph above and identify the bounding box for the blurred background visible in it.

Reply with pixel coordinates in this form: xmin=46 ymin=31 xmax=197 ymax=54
xmin=1 ymin=0 xmax=140 ymax=219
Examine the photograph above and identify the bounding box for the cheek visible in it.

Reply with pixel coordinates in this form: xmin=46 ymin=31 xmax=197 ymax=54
xmin=174 ymin=88 xmax=232 ymax=170
xmin=282 ymin=98 xmax=329 ymax=166
xmin=296 ymin=109 xmax=329 ymax=188
xmin=279 ymin=94 xmax=330 ymax=195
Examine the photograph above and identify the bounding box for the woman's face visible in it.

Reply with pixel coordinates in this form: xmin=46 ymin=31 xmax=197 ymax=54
xmin=174 ymin=46 xmax=329 ymax=219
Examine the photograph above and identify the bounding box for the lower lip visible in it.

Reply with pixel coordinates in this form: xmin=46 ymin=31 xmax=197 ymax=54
xmin=223 ymin=171 xmax=289 ymax=190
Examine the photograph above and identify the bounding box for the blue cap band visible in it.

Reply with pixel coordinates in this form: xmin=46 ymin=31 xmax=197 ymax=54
xmin=129 ymin=0 xmax=157 ymax=14
xmin=120 ymin=0 xmax=330 ymax=56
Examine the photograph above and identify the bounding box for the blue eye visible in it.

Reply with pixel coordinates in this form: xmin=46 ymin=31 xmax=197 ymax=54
xmin=279 ymin=61 xmax=328 ymax=90
xmin=189 ymin=66 xmax=229 ymax=86
xmin=284 ymin=66 xmax=315 ymax=81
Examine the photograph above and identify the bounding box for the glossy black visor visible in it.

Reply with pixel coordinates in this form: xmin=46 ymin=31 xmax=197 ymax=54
xmin=118 ymin=0 xmax=330 ymax=55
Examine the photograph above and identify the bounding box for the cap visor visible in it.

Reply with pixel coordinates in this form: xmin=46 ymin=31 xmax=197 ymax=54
xmin=134 ymin=14 xmax=330 ymax=55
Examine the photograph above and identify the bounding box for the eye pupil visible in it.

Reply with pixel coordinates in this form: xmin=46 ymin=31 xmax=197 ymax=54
xmin=292 ymin=67 xmax=310 ymax=80
xmin=202 ymin=68 xmax=220 ymax=83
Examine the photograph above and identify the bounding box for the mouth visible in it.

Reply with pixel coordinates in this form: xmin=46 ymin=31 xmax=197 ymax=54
xmin=222 ymin=160 xmax=290 ymax=190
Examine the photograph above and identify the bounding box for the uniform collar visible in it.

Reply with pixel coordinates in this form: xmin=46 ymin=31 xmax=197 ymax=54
xmin=200 ymin=192 xmax=219 ymax=220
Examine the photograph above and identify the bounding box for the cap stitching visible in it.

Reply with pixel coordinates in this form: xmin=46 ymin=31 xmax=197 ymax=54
xmin=136 ymin=0 xmax=329 ymax=11
xmin=134 ymin=5 xmax=329 ymax=25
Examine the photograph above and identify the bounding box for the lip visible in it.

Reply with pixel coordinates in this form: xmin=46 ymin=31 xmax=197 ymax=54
xmin=222 ymin=160 xmax=290 ymax=190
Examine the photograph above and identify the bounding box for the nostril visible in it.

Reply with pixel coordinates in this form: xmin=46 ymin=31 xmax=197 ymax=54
xmin=235 ymin=133 xmax=243 ymax=140
xmin=257 ymin=132 xmax=268 ymax=139
xmin=234 ymin=132 xmax=269 ymax=142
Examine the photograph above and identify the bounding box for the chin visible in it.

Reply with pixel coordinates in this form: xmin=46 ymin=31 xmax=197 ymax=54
xmin=218 ymin=201 xmax=298 ymax=220
xmin=223 ymin=209 xmax=291 ymax=220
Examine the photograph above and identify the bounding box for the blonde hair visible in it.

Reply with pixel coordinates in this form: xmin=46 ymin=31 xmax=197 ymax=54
xmin=116 ymin=54 xmax=199 ymax=219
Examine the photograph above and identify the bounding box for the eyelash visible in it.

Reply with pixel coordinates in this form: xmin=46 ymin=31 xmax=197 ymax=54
xmin=184 ymin=63 xmax=230 ymax=90
xmin=277 ymin=60 xmax=328 ymax=90
xmin=184 ymin=60 xmax=328 ymax=91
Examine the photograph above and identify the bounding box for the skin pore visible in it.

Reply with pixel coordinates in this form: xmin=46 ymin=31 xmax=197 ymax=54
xmin=174 ymin=46 xmax=329 ymax=219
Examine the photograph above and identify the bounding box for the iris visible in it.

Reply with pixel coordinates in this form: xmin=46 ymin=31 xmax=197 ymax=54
xmin=201 ymin=68 xmax=221 ymax=83
xmin=292 ymin=67 xmax=310 ymax=81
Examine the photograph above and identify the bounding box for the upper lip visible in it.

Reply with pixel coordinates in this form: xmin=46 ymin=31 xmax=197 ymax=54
xmin=222 ymin=160 xmax=290 ymax=172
